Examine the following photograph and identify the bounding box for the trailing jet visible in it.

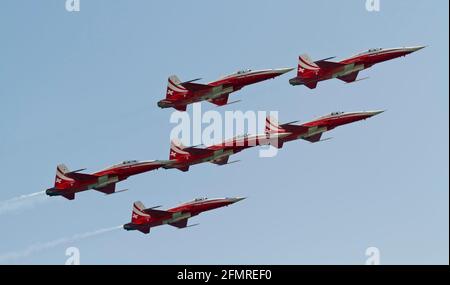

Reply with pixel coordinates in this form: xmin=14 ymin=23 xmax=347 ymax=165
xmin=123 ymin=197 xmax=245 ymax=234
xmin=289 ymin=46 xmax=425 ymax=89
xmin=164 ymin=133 xmax=289 ymax=172
xmin=45 ymin=160 xmax=168 ymax=200
xmin=265 ymin=110 xmax=384 ymax=148
xmin=158 ymin=67 xmax=294 ymax=111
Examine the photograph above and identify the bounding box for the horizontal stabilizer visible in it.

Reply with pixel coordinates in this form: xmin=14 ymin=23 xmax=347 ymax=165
xmin=174 ymin=105 xmax=187 ymax=112
xmin=316 ymin=56 xmax=336 ymax=62
xmin=67 ymin=168 xmax=87 ymax=174
xmin=181 ymin=78 xmax=202 ymax=84
xmin=66 ymin=172 xmax=96 ymax=181
xmin=144 ymin=208 xmax=171 ymax=218
xmin=62 ymin=193 xmax=75 ymax=200
xmin=181 ymin=82 xmax=211 ymax=92
xmin=175 ymin=165 xmax=190 ymax=172
xmin=137 ymin=225 xmax=150 ymax=234
xmin=315 ymin=60 xmax=345 ymax=69
xmin=304 ymin=81 xmax=318 ymax=89
xmin=183 ymin=146 xmax=212 ymax=156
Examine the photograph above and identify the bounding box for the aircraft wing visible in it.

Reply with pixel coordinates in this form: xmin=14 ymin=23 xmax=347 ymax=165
xmin=208 ymin=94 xmax=229 ymax=106
xmin=337 ymin=71 xmax=359 ymax=83
xmin=168 ymin=219 xmax=188 ymax=229
xmin=94 ymin=183 xmax=116 ymax=194
xmin=315 ymin=60 xmax=345 ymax=70
xmin=180 ymin=82 xmax=211 ymax=92
xmin=302 ymin=133 xmax=323 ymax=143
xmin=210 ymin=155 xmax=230 ymax=165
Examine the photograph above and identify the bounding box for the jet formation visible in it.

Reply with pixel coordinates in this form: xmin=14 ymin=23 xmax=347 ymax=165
xmin=289 ymin=46 xmax=425 ymax=89
xmin=42 ymin=45 xmax=424 ymax=234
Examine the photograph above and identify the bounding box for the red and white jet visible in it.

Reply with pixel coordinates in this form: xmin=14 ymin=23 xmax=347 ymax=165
xmin=289 ymin=46 xmax=425 ymax=89
xmin=164 ymin=133 xmax=289 ymax=172
xmin=265 ymin=110 xmax=384 ymax=148
xmin=45 ymin=160 xmax=167 ymax=200
xmin=123 ymin=197 xmax=245 ymax=234
xmin=158 ymin=67 xmax=294 ymax=111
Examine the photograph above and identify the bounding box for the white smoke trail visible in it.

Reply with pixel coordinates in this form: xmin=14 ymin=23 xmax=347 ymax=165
xmin=0 ymin=191 xmax=48 ymax=215
xmin=0 ymin=225 xmax=123 ymax=263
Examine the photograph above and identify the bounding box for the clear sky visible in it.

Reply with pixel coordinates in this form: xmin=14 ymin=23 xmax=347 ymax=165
xmin=0 ymin=0 xmax=448 ymax=264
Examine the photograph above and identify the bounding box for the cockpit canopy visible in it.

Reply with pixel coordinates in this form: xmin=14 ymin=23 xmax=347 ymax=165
xmin=330 ymin=112 xmax=344 ymax=116
xmin=194 ymin=197 xmax=207 ymax=202
xmin=356 ymin=48 xmax=382 ymax=56
xmin=121 ymin=160 xmax=138 ymax=165
xmin=368 ymin=48 xmax=382 ymax=52
xmin=236 ymin=69 xmax=252 ymax=75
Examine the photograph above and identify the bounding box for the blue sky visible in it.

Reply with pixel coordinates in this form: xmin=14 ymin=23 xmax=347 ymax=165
xmin=0 ymin=0 xmax=448 ymax=264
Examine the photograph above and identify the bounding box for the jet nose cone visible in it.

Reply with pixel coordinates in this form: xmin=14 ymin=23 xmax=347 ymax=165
xmin=275 ymin=67 xmax=295 ymax=74
xmin=366 ymin=110 xmax=385 ymax=117
xmin=405 ymin=45 xmax=426 ymax=53
xmin=229 ymin=197 xmax=246 ymax=203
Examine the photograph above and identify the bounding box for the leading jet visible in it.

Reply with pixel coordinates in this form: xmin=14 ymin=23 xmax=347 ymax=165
xmin=289 ymin=46 xmax=425 ymax=89
xmin=158 ymin=67 xmax=294 ymax=111
xmin=45 ymin=160 xmax=168 ymax=200
xmin=123 ymin=197 xmax=245 ymax=234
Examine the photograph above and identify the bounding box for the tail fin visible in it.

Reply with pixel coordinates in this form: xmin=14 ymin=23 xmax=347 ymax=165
xmin=265 ymin=116 xmax=286 ymax=134
xmin=169 ymin=139 xmax=190 ymax=161
xmin=265 ymin=116 xmax=287 ymax=149
xmin=297 ymin=54 xmax=320 ymax=76
xmin=296 ymin=54 xmax=321 ymax=89
xmin=166 ymin=75 xmax=188 ymax=101
xmin=132 ymin=201 xmax=150 ymax=225
xmin=54 ymin=164 xmax=75 ymax=189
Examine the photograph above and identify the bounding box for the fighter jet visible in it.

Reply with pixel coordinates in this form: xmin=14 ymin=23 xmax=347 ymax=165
xmin=289 ymin=46 xmax=425 ymax=89
xmin=158 ymin=67 xmax=294 ymax=111
xmin=45 ymin=160 xmax=168 ymax=200
xmin=164 ymin=132 xmax=289 ymax=172
xmin=123 ymin=197 xmax=245 ymax=234
xmin=265 ymin=110 xmax=384 ymax=148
